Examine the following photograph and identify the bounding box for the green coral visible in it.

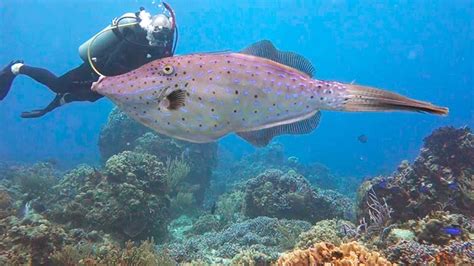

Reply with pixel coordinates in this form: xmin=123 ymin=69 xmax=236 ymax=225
xmin=104 ymin=151 xmax=166 ymax=185
xmin=215 ymin=190 xmax=245 ymax=224
xmin=231 ymin=248 xmax=272 ymax=265
xmin=13 ymin=162 xmax=58 ymax=201
xmin=296 ymin=219 xmax=346 ymax=249
xmin=165 ymin=155 xmax=191 ymax=192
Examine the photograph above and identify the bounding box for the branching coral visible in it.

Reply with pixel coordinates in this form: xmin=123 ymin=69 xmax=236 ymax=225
xmin=51 ymin=240 xmax=176 ymax=266
xmin=164 ymin=216 xmax=311 ymax=263
xmin=276 ymin=241 xmax=392 ymax=266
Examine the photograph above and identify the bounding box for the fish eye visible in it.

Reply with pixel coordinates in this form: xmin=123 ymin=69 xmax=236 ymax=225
xmin=162 ymin=64 xmax=174 ymax=75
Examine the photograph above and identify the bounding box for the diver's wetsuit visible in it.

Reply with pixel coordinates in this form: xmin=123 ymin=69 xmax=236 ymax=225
xmin=0 ymin=7 xmax=175 ymax=118
xmin=14 ymin=36 xmax=173 ymax=118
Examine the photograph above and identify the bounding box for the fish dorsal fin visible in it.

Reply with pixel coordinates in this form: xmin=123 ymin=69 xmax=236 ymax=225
xmin=237 ymin=111 xmax=322 ymax=147
xmin=240 ymin=40 xmax=315 ymax=77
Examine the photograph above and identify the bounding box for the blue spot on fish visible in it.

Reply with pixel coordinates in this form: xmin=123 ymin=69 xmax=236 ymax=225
xmin=376 ymin=179 xmax=388 ymax=189
xmin=418 ymin=185 xmax=430 ymax=194
xmin=442 ymin=227 xmax=462 ymax=236
xmin=448 ymin=182 xmax=459 ymax=191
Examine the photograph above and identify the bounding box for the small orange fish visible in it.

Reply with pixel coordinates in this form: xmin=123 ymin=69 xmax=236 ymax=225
xmin=92 ymin=41 xmax=448 ymax=147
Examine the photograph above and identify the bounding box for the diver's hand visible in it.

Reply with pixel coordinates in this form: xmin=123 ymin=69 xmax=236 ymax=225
xmin=21 ymin=110 xmax=46 ymax=118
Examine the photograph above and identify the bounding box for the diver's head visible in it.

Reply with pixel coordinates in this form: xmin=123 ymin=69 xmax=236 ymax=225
xmin=149 ymin=14 xmax=174 ymax=47
xmin=138 ymin=6 xmax=175 ymax=51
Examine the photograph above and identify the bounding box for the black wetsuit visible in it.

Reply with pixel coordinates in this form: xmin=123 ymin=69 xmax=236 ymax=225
xmin=5 ymin=25 xmax=173 ymax=118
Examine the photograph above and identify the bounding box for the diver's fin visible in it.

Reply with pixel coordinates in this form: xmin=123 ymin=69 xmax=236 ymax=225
xmin=237 ymin=111 xmax=321 ymax=147
xmin=0 ymin=60 xmax=22 ymax=100
xmin=166 ymin=89 xmax=186 ymax=110
xmin=240 ymin=40 xmax=315 ymax=77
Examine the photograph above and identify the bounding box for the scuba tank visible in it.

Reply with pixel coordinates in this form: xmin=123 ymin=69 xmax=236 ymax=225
xmin=79 ymin=4 xmax=177 ymax=77
xmin=78 ymin=12 xmax=142 ymax=63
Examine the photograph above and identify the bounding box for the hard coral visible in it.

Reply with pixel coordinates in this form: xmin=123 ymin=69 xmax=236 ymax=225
xmin=164 ymin=216 xmax=311 ymax=263
xmin=411 ymin=211 xmax=471 ymax=245
xmin=0 ymin=214 xmax=71 ymax=265
xmin=276 ymin=241 xmax=393 ymax=266
xmin=0 ymin=189 xmax=13 ymax=219
xmin=98 ymin=108 xmax=218 ymax=204
xmin=385 ymin=240 xmax=473 ymax=265
xmin=243 ymin=169 xmax=352 ymax=222
xmin=296 ymin=219 xmax=347 ymax=249
xmin=49 ymin=154 xmax=170 ymax=242
xmin=51 ymin=240 xmax=176 ymax=266
xmin=357 ymin=126 xmax=474 ymax=223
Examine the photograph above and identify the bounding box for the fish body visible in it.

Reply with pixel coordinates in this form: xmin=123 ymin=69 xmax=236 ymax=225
xmin=94 ymin=52 xmax=334 ymax=143
xmin=92 ymin=41 xmax=448 ymax=146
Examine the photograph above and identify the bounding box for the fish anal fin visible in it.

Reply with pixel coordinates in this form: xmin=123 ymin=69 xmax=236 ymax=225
xmin=240 ymin=40 xmax=315 ymax=77
xmin=166 ymin=89 xmax=186 ymax=110
xmin=237 ymin=111 xmax=322 ymax=147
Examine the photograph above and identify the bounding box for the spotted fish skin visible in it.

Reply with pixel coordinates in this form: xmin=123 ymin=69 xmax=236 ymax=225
xmin=92 ymin=53 xmax=347 ymax=143
xmin=92 ymin=51 xmax=448 ymax=144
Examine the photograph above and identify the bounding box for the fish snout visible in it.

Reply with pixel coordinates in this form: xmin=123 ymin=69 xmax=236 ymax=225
xmin=91 ymin=75 xmax=107 ymax=95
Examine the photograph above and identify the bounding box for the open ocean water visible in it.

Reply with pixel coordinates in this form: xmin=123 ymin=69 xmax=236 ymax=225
xmin=0 ymin=1 xmax=472 ymax=265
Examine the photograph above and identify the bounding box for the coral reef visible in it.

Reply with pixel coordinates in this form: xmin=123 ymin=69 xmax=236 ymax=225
xmin=214 ymin=142 xmax=362 ymax=197
xmin=1 ymin=119 xmax=472 ymax=265
xmin=385 ymin=240 xmax=473 ymax=265
xmin=163 ymin=216 xmax=311 ymax=263
xmin=357 ymin=126 xmax=474 ymax=223
xmin=276 ymin=241 xmax=393 ymax=266
xmin=98 ymin=107 xmax=149 ymax=160
xmin=10 ymin=162 xmax=59 ymax=203
xmin=0 ymin=189 xmax=14 ymax=219
xmin=410 ymin=211 xmax=471 ymax=245
xmin=243 ymin=169 xmax=353 ymax=222
xmin=0 ymin=213 xmax=73 ymax=265
xmin=50 ymin=240 xmax=175 ymax=266
xmin=49 ymin=154 xmax=170 ymax=242
xmin=98 ymin=107 xmax=218 ymax=204
xmin=296 ymin=219 xmax=347 ymax=249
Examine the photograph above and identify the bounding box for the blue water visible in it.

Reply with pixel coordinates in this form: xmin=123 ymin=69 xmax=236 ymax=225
xmin=0 ymin=0 xmax=472 ymax=177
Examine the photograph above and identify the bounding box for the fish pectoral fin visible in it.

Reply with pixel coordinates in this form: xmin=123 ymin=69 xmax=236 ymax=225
xmin=240 ymin=40 xmax=315 ymax=77
xmin=165 ymin=89 xmax=186 ymax=110
xmin=236 ymin=111 xmax=322 ymax=147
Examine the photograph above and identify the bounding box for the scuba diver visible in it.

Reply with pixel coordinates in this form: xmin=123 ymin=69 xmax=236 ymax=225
xmin=0 ymin=3 xmax=177 ymax=118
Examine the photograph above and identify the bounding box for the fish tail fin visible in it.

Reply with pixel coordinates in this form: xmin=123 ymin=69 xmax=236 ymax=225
xmin=341 ymin=84 xmax=449 ymax=115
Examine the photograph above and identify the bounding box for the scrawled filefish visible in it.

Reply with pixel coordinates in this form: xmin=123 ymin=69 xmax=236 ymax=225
xmin=92 ymin=40 xmax=448 ymax=147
